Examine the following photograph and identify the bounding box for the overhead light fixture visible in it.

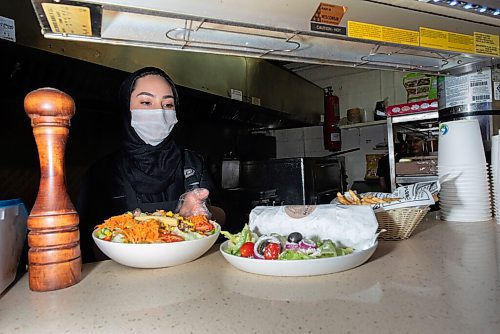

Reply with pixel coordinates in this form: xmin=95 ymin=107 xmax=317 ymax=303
xmin=415 ymin=0 xmax=500 ymax=18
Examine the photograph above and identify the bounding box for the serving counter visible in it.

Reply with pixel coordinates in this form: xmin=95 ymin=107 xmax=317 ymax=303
xmin=1 ymin=212 xmax=499 ymax=334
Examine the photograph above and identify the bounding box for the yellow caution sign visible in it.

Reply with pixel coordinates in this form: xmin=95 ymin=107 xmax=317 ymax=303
xmin=420 ymin=27 xmax=474 ymax=53
xmin=347 ymin=21 xmax=419 ymax=47
xmin=311 ymin=3 xmax=347 ymax=25
xmin=474 ymin=32 xmax=499 ymax=56
xmin=41 ymin=3 xmax=92 ymax=36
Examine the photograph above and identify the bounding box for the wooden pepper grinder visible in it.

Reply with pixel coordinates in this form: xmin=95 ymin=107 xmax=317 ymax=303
xmin=24 ymin=88 xmax=81 ymax=292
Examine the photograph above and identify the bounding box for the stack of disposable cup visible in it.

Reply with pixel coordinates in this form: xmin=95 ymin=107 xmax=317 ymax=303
xmin=437 ymin=119 xmax=491 ymax=222
xmin=491 ymin=135 xmax=500 ymax=223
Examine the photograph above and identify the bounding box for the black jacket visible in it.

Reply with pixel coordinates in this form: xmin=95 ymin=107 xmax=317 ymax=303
xmin=77 ymin=149 xmax=214 ymax=262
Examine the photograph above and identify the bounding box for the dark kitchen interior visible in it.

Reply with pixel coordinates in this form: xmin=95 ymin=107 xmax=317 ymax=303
xmin=0 ymin=40 xmax=319 ymax=231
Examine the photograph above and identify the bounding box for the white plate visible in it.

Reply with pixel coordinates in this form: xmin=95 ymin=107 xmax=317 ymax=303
xmin=219 ymin=240 xmax=377 ymax=277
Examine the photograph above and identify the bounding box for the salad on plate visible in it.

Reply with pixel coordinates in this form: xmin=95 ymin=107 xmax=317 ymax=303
xmin=221 ymin=224 xmax=354 ymax=260
xmin=94 ymin=209 xmax=217 ymax=244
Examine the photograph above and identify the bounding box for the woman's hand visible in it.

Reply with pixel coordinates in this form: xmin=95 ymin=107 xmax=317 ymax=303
xmin=177 ymin=188 xmax=211 ymax=218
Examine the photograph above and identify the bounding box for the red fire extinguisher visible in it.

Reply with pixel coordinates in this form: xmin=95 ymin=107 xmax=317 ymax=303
xmin=323 ymin=87 xmax=342 ymax=151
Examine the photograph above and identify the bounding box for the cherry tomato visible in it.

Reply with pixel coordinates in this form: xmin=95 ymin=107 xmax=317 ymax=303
xmin=239 ymin=242 xmax=255 ymax=258
xmin=263 ymin=243 xmax=281 ymax=260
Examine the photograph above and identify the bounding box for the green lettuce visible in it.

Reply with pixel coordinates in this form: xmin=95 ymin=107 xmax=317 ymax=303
xmin=317 ymin=240 xmax=353 ymax=258
xmin=221 ymin=224 xmax=256 ymax=255
xmin=278 ymin=250 xmax=311 ymax=260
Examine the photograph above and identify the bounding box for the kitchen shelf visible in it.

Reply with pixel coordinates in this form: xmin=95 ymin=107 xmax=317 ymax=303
xmin=339 ymin=120 xmax=386 ymax=129
xmin=389 ymin=111 xmax=438 ymax=124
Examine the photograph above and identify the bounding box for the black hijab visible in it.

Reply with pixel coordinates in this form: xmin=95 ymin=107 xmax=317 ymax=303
xmin=118 ymin=67 xmax=184 ymax=203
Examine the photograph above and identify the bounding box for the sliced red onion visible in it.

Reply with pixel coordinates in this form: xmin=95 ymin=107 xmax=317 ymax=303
xmin=298 ymin=238 xmax=316 ymax=250
xmin=253 ymin=249 xmax=264 ymax=259
xmin=285 ymin=242 xmax=299 ymax=250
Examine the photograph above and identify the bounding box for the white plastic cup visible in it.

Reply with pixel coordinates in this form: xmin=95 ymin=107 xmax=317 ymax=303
xmin=439 ymin=185 xmax=490 ymax=194
xmin=440 ymin=212 xmax=492 ymax=222
xmin=438 ymin=119 xmax=486 ymax=166
xmin=438 ymin=169 xmax=489 ymax=184
xmin=439 ymin=175 xmax=489 ymax=185
xmin=437 ymin=163 xmax=488 ymax=171
xmin=491 ymin=135 xmax=499 ymax=173
xmin=440 ymin=207 xmax=491 ymax=216
xmin=490 ymin=135 xmax=500 ymax=219
xmin=440 ymin=199 xmax=491 ymax=207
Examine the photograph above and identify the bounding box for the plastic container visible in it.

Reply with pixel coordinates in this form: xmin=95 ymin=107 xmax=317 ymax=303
xmin=360 ymin=108 xmax=374 ymax=122
xmin=0 ymin=199 xmax=27 ymax=294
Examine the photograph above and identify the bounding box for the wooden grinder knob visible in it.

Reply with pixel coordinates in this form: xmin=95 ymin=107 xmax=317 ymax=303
xmin=24 ymin=88 xmax=81 ymax=292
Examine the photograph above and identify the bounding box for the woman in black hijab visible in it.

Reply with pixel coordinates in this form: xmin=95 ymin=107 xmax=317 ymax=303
xmin=77 ymin=67 xmax=223 ymax=262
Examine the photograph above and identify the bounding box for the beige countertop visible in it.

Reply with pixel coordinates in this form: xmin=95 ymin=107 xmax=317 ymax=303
xmin=1 ymin=212 xmax=499 ymax=334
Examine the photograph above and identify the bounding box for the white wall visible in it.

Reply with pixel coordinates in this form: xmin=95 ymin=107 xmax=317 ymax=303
xmin=258 ymin=126 xmax=331 ymax=158
xmin=293 ymin=67 xmax=408 ymax=118
xmin=340 ymin=125 xmax=387 ymax=186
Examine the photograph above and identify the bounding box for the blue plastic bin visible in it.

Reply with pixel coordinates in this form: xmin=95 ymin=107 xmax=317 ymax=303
xmin=0 ymin=199 xmax=28 ymax=293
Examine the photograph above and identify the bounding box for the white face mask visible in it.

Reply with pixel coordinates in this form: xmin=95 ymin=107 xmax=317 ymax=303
xmin=130 ymin=109 xmax=178 ymax=146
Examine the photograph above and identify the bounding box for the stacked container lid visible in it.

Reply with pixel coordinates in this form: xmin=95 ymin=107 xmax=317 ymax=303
xmin=437 ymin=119 xmax=491 ymax=222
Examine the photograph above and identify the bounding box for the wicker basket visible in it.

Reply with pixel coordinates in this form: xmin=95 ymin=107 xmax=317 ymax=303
xmin=375 ymin=206 xmax=430 ymax=240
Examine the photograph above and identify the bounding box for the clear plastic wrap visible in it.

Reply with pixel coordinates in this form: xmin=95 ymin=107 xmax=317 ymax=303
xmin=176 ymin=188 xmax=211 ymax=218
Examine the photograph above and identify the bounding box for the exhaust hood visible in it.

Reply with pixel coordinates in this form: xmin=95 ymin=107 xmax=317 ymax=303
xmin=30 ymin=0 xmax=499 ymax=75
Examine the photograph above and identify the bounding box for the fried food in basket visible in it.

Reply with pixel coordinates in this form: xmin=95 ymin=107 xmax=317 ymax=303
xmin=336 ymin=192 xmax=400 ymax=206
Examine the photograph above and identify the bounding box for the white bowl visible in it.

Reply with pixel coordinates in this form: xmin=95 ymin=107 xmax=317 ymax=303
xmin=219 ymin=240 xmax=377 ymax=277
xmin=92 ymin=222 xmax=220 ymax=268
